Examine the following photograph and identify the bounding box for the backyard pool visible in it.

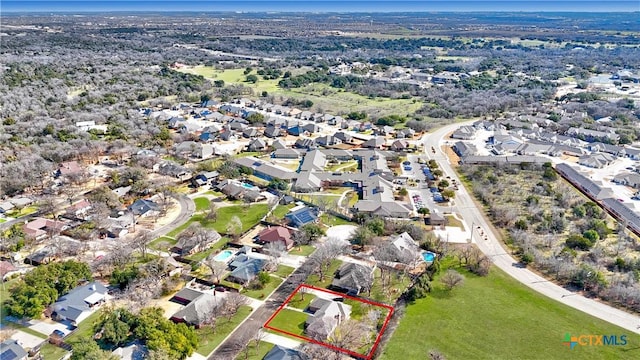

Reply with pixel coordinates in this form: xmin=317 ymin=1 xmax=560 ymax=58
xmin=241 ymin=182 xmax=256 ymax=190
xmin=213 ymin=250 xmax=235 ymax=262
xmin=422 ymin=252 xmax=436 ymax=263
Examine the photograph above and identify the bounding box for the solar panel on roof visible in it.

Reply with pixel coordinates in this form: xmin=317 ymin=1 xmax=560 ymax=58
xmin=1 ymin=349 xmax=18 ymax=360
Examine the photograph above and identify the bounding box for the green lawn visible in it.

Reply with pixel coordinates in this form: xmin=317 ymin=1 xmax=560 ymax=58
xmin=444 ymin=214 xmax=464 ymax=229
xmin=306 ymin=259 xmax=342 ymax=288
xmin=235 ymin=341 xmax=272 ymax=360
xmin=272 ymin=204 xmax=295 ymax=220
xmin=289 ymin=244 xmax=315 ymax=257
xmin=275 ymin=265 xmax=295 ymax=278
xmin=319 ymin=213 xmax=354 ymax=226
xmin=241 ymin=277 xmax=283 ymax=300
xmin=287 ymin=292 xmax=316 ymax=310
xmin=195 ymin=305 xmax=252 ymax=356
xmin=194 ymin=197 xmax=211 ymax=212
xmin=380 ymin=262 xmax=640 ymax=360
xmin=0 ymin=277 xmax=19 ymax=308
xmin=66 ymin=310 xmax=102 ymax=343
xmin=370 ymin=268 xmax=412 ymax=303
xmin=39 ymin=343 xmax=69 ymax=360
xmin=6 ymin=205 xmax=38 ymax=218
xmin=168 ymin=204 xmax=270 ymax=237
xmin=266 ymin=308 xmax=308 ymax=337
xmin=149 ymin=236 xmax=177 ymax=251
xmin=0 ymin=218 xmax=5 ymax=223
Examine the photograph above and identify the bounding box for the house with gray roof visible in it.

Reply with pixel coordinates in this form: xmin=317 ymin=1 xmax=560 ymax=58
xmin=273 ymin=149 xmax=302 ymax=159
xmin=264 ymin=126 xmax=281 ymax=138
xmin=242 ymin=127 xmax=260 ymax=138
xmin=578 ymin=153 xmax=615 ymax=168
xmin=271 ymin=139 xmax=287 ymax=150
xmin=556 ymin=164 xmax=614 ymax=200
xmin=613 ymin=172 xmax=640 ymax=189
xmin=334 ymin=132 xmax=353 ymax=143
xmin=315 ymin=135 xmax=343 ymax=147
xmin=361 ymin=136 xmax=386 ymax=149
xmin=247 ymin=138 xmax=267 ymax=152
xmin=234 ymin=157 xmax=296 ymax=182
xmin=305 ymin=298 xmax=351 ymax=341
xmin=226 ymin=256 xmax=265 ymax=285
xmin=170 ymin=288 xmax=221 ymax=328
xmin=330 ymin=262 xmax=375 ymax=295
xmin=52 ymin=282 xmax=108 ymax=325
xmin=128 ymin=199 xmax=160 ymax=218
xmin=566 ymin=127 xmax=620 ymax=144
xmin=263 ymin=345 xmax=309 ymax=360
xmin=453 ymin=142 xmax=477 ymax=157
xmin=450 ymin=125 xmax=476 ymax=140
xmin=0 ymin=340 xmax=27 ymax=360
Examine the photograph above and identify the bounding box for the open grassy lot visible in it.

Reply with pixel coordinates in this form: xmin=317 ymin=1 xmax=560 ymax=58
xmin=289 ymin=244 xmax=315 ymax=257
xmin=241 ymin=276 xmax=283 ymax=300
xmin=196 ymin=305 xmax=252 ymax=356
xmin=370 ymin=268 xmax=412 ymax=303
xmin=266 ymin=308 xmax=308 ymax=337
xmin=194 ymin=197 xmax=211 ymax=212
xmin=66 ymin=310 xmax=102 ymax=343
xmin=306 ymin=259 xmax=342 ymax=288
xmin=380 ymin=262 xmax=640 ymax=360
xmin=235 ymin=341 xmax=272 ymax=360
xmin=0 ymin=277 xmax=19 ymax=308
xmin=167 ymin=203 xmax=270 ymax=237
xmin=319 ymin=213 xmax=354 ymax=226
xmin=275 ymin=265 xmax=295 ymax=278
xmin=287 ymin=292 xmax=316 ymax=310
xmin=179 ymin=67 xmax=422 ymax=118
xmin=444 ymin=214 xmax=464 ymax=229
xmin=271 ymin=204 xmax=295 ymax=220
xmin=149 ymin=236 xmax=177 ymax=251
xmin=39 ymin=343 xmax=69 ymax=360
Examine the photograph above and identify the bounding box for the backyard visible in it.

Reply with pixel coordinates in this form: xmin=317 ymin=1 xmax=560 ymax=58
xmin=380 ymin=260 xmax=640 ymax=360
xmin=196 ymin=305 xmax=253 ymax=356
xmin=167 ymin=203 xmax=270 ymax=237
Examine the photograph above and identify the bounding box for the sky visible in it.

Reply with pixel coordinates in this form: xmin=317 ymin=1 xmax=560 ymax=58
xmin=1 ymin=0 xmax=639 ymax=13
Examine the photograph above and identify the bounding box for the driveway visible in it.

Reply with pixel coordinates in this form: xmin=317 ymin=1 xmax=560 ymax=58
xmin=262 ymin=333 xmax=302 ymax=349
xmin=11 ymin=330 xmax=46 ymax=350
xmin=324 ymin=225 xmax=357 ymax=242
xmin=27 ymin=318 xmax=74 ymax=337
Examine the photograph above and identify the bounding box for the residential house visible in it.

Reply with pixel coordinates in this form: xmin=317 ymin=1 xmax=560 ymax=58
xmin=0 ymin=201 xmax=15 ymax=214
xmin=390 ymin=139 xmax=410 ymax=152
xmin=432 ymin=71 xmax=461 ymax=84
xmin=156 ymin=161 xmax=192 ymax=181
xmin=613 ymin=173 xmax=640 ymax=189
xmin=588 ymin=142 xmax=623 ymax=156
xmin=65 ymin=199 xmax=92 ymax=219
xmin=52 ymin=282 xmax=108 ymax=325
xmin=329 ymin=262 xmax=375 ymax=295
xmin=295 ymin=138 xmax=316 ymax=150
xmin=226 ymin=255 xmax=266 ymax=285
xmin=361 ymin=137 xmax=385 ymax=149
xmin=389 ymin=232 xmax=422 ymax=261
xmin=172 ymin=229 xmax=221 ymax=255
xmin=112 ymin=186 xmax=131 ymax=198
xmin=264 ymin=126 xmax=281 ymax=138
xmin=556 ymin=164 xmax=615 ymax=200
xmin=305 ymin=298 xmax=352 ymax=340
xmin=0 ymin=261 xmax=18 ymax=281
xmin=566 ymin=127 xmax=620 ymax=144
xmin=578 ymin=153 xmax=615 ymax=168
xmin=0 ymin=340 xmax=27 ymax=360
xmin=285 ymin=206 xmax=318 ymax=228
xmin=271 ymin=139 xmax=287 ymax=150
xmin=128 ymin=199 xmax=160 ymax=218
xmin=247 ymin=138 xmax=267 ymax=152
xmin=243 ymin=127 xmax=260 ymax=138
xmin=273 ymin=149 xmax=302 ymax=159
xmin=427 ymin=212 xmax=447 ymax=227
xmin=334 ymin=132 xmax=353 ymax=143
xmin=111 ymin=342 xmax=147 ymax=360
xmin=450 ymin=126 xmax=476 ymax=140
xmin=56 ymin=161 xmax=83 ymax=178
xmin=302 ymin=123 xmax=320 ymax=134
xmin=170 ymin=289 xmax=220 ymax=328
xmin=192 ymin=171 xmax=219 ymax=187
xmin=263 ymin=345 xmax=310 ymax=360
xmin=452 ymin=142 xmax=477 ymax=158
xmin=315 ymin=135 xmax=343 ymax=147
xmin=234 ymin=157 xmax=296 ymax=182
xmin=23 ymin=218 xmax=64 ymax=240
xmin=24 ymin=247 xmax=56 ymax=266
xmin=395 ymin=128 xmax=415 ymax=138
xmin=374 ymin=125 xmax=395 ymax=137
xmin=625 ymin=147 xmax=640 ymax=160
xmin=256 ymin=226 xmax=294 ymax=250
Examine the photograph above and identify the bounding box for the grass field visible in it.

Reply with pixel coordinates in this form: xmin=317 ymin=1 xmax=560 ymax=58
xmin=66 ymin=310 xmax=102 ymax=343
xmin=167 ymin=203 xmax=269 ymax=237
xmin=149 ymin=236 xmax=177 ymax=251
xmin=196 ymin=305 xmax=252 ymax=356
xmin=379 ymin=261 xmax=640 ymax=360
xmin=235 ymin=341 xmax=272 ymax=360
xmin=266 ymin=308 xmax=308 ymax=337
xmin=39 ymin=343 xmax=69 ymax=360
xmin=194 ymin=197 xmax=211 ymax=212
xmin=179 ymin=67 xmax=423 ymax=118
xmin=241 ymin=277 xmax=283 ymax=300
xmin=272 ymin=204 xmax=295 ymax=220
xmin=287 ymin=292 xmax=316 ymax=310
xmin=289 ymin=244 xmax=315 ymax=257
xmin=306 ymin=259 xmax=342 ymax=288
xmin=319 ymin=213 xmax=354 ymax=226
xmin=275 ymin=265 xmax=295 ymax=278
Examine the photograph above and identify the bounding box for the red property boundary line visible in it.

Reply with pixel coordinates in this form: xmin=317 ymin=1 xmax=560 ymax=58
xmin=263 ymin=284 xmax=395 ymax=360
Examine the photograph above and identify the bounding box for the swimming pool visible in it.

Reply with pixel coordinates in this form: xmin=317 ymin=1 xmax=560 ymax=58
xmin=213 ymin=250 xmax=235 ymax=262
xmin=422 ymin=252 xmax=436 ymax=263
xmin=241 ymin=182 xmax=255 ymax=189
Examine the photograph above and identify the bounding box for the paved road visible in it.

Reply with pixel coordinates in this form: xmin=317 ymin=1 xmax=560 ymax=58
xmin=422 ymin=121 xmax=640 ymax=334
xmin=149 ymin=194 xmax=195 ymax=239
xmin=208 ymin=258 xmax=317 ymax=360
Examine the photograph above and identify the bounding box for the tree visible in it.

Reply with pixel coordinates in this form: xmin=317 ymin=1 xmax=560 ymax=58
xmin=365 ymin=217 xmax=385 ymax=236
xmin=441 ymin=269 xmax=464 ymax=291
xmin=226 ymin=215 xmax=243 ymax=239
xmin=438 ymin=179 xmax=449 ymax=189
xmin=264 ymin=241 xmax=287 ymax=267
xmin=398 ymin=187 xmax=408 ymax=197
xmin=222 ymin=292 xmax=248 ymax=320
xmin=205 ymin=203 xmax=218 ymax=223
xmin=97 ymin=309 xmax=131 ymax=346
xmin=441 ymin=189 xmax=455 ymax=200
xmin=204 ymin=253 xmax=228 ymax=283
xmin=309 ymin=238 xmax=348 ymax=281
xmin=245 ymin=74 xmax=258 ymax=83
xmin=349 ymin=226 xmax=373 ymax=247
xmin=300 ymin=223 xmax=325 ymax=243
xmin=418 ymin=207 xmax=430 ymax=216
xmin=130 ymin=230 xmax=152 ymax=260
xmin=70 ymin=337 xmax=119 ymax=360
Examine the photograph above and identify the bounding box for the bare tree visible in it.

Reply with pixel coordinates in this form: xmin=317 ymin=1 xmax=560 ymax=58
xmin=308 ymin=238 xmax=349 ymax=282
xmin=205 ymin=202 xmax=218 ymax=223
xmin=222 ymin=292 xmax=249 ymax=320
xmin=441 ymin=269 xmax=465 ymax=291
xmin=226 ymin=215 xmax=243 ymax=240
xmin=264 ymin=241 xmax=287 ymax=269
xmin=130 ymin=230 xmax=152 ymax=259
xmin=204 ymin=254 xmax=229 ymax=283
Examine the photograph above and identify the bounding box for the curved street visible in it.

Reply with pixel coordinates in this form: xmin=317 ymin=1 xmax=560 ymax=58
xmin=422 ymin=121 xmax=640 ymax=334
